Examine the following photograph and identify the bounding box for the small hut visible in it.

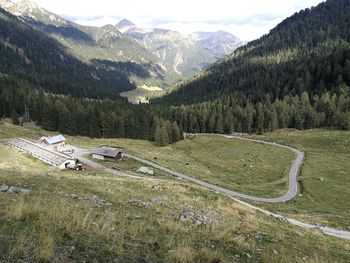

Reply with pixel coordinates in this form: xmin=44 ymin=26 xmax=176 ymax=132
xmin=91 ymin=147 xmax=124 ymax=161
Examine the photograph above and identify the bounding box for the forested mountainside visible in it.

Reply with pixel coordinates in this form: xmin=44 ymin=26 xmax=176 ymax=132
xmin=0 ymin=81 xmax=183 ymax=146
xmin=160 ymin=0 xmax=350 ymax=105
xmin=153 ymin=0 xmax=350 ymax=134
xmin=0 ymin=8 xmax=182 ymax=146
xmin=1 ymin=0 xmax=350 ymax=146
xmin=0 ymin=0 xmax=168 ymax=88
xmin=0 ymin=7 xmax=134 ymax=98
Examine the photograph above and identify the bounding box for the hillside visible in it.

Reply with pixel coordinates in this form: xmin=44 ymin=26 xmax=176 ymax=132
xmin=0 ymin=7 xmax=133 ymax=99
xmin=0 ymin=5 xmax=184 ymax=142
xmin=0 ymin=0 xmax=169 ymax=89
xmin=160 ymin=0 xmax=350 ymax=105
xmin=1 ymin=121 xmax=350 ymax=262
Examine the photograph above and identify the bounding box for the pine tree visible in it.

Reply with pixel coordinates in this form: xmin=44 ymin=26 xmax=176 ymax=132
xmin=171 ymin=121 xmax=181 ymax=143
xmin=208 ymin=114 xmax=216 ymax=133
xmin=256 ymin=103 xmax=265 ymax=134
xmin=11 ymin=109 xmax=19 ymax=125
xmin=89 ymin=110 xmax=101 ymax=138
xmin=215 ymin=115 xmax=224 ymax=134
xmin=154 ymin=123 xmax=170 ymax=147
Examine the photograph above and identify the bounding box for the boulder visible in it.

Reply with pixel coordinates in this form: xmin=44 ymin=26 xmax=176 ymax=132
xmin=0 ymin=184 xmax=9 ymax=192
xmin=91 ymin=195 xmax=112 ymax=207
xmin=178 ymin=207 xmax=221 ymax=227
xmin=7 ymin=186 xmax=31 ymax=195
xmin=128 ymin=196 xmax=166 ymax=208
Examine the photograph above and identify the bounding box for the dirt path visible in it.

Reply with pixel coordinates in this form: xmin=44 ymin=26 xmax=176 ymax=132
xmin=125 ymin=133 xmax=303 ymax=203
xmin=68 ymin=139 xmax=350 ymax=240
xmin=124 ymin=134 xmax=350 ymax=240
xmin=69 ymin=146 xmax=153 ymax=180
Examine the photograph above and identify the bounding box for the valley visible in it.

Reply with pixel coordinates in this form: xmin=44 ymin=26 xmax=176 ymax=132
xmin=120 ymin=84 xmax=166 ymax=104
xmin=0 ymin=1 xmax=243 ymax=102
xmin=1 ymin=0 xmax=350 ymax=262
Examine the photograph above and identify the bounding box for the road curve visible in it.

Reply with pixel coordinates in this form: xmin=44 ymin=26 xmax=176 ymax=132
xmin=68 ymin=136 xmax=350 ymax=240
xmin=125 ymin=134 xmax=350 ymax=240
xmin=125 ymin=133 xmax=304 ymax=203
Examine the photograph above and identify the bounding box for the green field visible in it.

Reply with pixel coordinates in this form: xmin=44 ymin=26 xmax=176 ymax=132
xmin=251 ymin=129 xmax=350 ymax=230
xmin=70 ymin=128 xmax=350 ymax=230
xmin=69 ymin=134 xmax=295 ymax=198
xmin=1 ymin=121 xmax=350 ymax=262
xmin=1 ymin=120 xmax=350 ymax=230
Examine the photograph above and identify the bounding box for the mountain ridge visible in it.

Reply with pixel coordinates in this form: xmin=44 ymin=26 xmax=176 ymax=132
xmin=159 ymin=0 xmax=350 ymax=105
xmin=0 ymin=0 xmax=169 ymax=90
xmin=0 ymin=6 xmax=135 ymax=99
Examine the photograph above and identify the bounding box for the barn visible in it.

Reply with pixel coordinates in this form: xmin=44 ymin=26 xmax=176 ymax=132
xmin=8 ymin=138 xmax=75 ymax=170
xmin=91 ymin=147 xmax=124 ymax=161
xmin=39 ymin=135 xmax=66 ymax=151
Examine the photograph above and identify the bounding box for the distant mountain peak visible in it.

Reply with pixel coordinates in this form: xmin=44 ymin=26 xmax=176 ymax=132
xmin=190 ymin=31 xmax=243 ymax=58
xmin=1 ymin=0 xmax=41 ymax=15
xmin=0 ymin=0 xmax=68 ymax=25
xmin=116 ymin=19 xmax=135 ymax=28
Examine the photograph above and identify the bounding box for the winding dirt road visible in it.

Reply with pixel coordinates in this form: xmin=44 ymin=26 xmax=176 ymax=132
xmin=126 ymin=133 xmax=304 ymax=203
xmin=69 ymin=135 xmax=350 ymax=240
xmin=124 ymin=134 xmax=350 ymax=240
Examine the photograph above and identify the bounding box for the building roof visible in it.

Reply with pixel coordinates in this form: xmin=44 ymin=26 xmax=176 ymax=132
xmin=91 ymin=147 xmax=123 ymax=158
xmin=41 ymin=135 xmax=66 ymax=145
xmin=9 ymin=138 xmax=73 ymax=166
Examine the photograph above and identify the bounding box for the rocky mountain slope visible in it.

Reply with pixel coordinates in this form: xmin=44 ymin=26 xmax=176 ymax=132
xmin=0 ymin=0 xmax=244 ymax=103
xmin=116 ymin=20 xmax=215 ymax=80
xmin=0 ymin=0 xmax=168 ymax=88
xmin=0 ymin=7 xmax=132 ymax=99
xmin=116 ymin=19 xmax=243 ymax=80
xmin=191 ymin=31 xmax=244 ymax=58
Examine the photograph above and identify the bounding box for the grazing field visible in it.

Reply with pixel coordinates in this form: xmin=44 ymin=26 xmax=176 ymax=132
xmin=251 ymin=129 xmax=350 ymax=230
xmin=2 ymin=120 xmax=350 ymax=230
xmin=1 ymin=123 xmax=350 ymax=262
xmin=70 ymin=135 xmax=295 ymax=198
xmin=120 ymin=84 xmax=166 ymax=104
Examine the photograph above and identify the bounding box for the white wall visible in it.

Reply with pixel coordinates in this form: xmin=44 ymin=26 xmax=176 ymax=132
xmin=92 ymin=154 xmax=104 ymax=160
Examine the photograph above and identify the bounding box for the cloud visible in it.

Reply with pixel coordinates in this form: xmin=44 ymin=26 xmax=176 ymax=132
xmin=33 ymin=0 xmax=325 ymax=41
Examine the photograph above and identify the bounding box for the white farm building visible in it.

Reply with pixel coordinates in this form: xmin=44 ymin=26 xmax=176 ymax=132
xmin=39 ymin=135 xmax=66 ymax=151
xmin=8 ymin=138 xmax=75 ymax=169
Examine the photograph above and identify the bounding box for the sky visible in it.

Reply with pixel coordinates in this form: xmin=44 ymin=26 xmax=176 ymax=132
xmin=33 ymin=0 xmax=325 ymax=41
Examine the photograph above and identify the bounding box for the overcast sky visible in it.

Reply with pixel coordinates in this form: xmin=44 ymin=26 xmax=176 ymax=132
xmin=33 ymin=0 xmax=325 ymax=41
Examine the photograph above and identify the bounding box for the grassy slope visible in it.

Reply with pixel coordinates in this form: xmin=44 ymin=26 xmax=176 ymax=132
xmin=252 ymin=129 xmax=350 ymax=230
xmin=0 ymin=120 xmax=294 ymax=197
xmin=70 ymin=135 xmax=295 ymax=198
xmin=2 ymin=120 xmax=350 ymax=228
xmin=0 ymin=121 xmax=350 ymax=262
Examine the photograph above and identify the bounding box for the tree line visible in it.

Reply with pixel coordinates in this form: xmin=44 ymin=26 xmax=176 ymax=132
xmin=0 ymin=79 xmax=182 ymax=146
xmin=166 ymin=86 xmax=350 ymax=134
xmin=2 ymin=77 xmax=350 ymax=148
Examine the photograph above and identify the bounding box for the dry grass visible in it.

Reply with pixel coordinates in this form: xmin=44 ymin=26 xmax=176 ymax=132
xmin=1 ymin=121 xmax=350 ymax=262
xmin=256 ymin=129 xmax=350 ymax=229
xmin=36 ymin=230 xmax=55 ymax=262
